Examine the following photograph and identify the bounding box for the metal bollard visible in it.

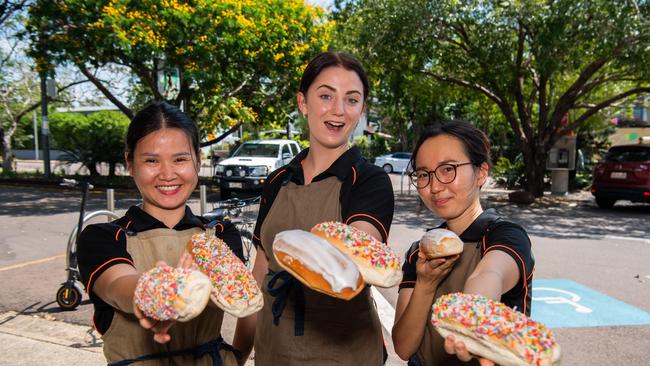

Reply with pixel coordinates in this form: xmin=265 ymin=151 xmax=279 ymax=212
xmin=200 ymin=185 xmax=207 ymax=216
xmin=107 ymin=189 xmax=115 ymax=220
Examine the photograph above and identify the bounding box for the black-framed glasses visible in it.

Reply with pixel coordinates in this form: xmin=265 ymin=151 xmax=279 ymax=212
xmin=408 ymin=162 xmax=474 ymax=188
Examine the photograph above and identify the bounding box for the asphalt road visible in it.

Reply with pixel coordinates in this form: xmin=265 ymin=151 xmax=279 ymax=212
xmin=1 ymin=180 xmax=649 ymax=365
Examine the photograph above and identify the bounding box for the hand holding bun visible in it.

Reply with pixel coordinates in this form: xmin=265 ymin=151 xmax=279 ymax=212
xmin=273 ymin=229 xmax=364 ymax=300
xmin=419 ymin=228 xmax=464 ymax=259
xmin=188 ymin=230 xmax=263 ymax=318
xmin=432 ymin=293 xmax=561 ymax=366
xmin=310 ymin=221 xmax=402 ymax=288
xmin=134 ymin=264 xmax=211 ymax=322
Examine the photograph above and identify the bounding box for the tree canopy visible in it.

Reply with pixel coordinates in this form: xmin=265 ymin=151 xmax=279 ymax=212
xmin=336 ymin=0 xmax=650 ymax=195
xmin=26 ymin=0 xmax=332 ymax=135
xmin=49 ymin=110 xmax=130 ymax=176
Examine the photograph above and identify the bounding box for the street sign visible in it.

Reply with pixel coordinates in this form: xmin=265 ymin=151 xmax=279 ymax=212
xmin=157 ymin=62 xmax=180 ymax=100
xmin=530 ymin=279 xmax=650 ymax=328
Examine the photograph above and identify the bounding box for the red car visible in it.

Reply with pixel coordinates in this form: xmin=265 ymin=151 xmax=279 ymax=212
xmin=591 ymin=142 xmax=650 ymax=208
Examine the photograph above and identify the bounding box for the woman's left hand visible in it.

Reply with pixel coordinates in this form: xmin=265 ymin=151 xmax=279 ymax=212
xmin=443 ymin=334 xmax=495 ymax=366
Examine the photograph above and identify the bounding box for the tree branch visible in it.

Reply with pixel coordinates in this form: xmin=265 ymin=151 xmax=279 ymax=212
xmin=76 ymin=62 xmax=133 ymax=118
xmin=514 ymin=20 xmax=535 ymax=143
xmin=565 ymin=87 xmax=650 ymax=133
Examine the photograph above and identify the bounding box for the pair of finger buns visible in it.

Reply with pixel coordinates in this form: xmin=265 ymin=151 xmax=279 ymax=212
xmin=272 ymin=222 xmax=402 ymax=300
xmin=187 ymin=230 xmax=264 ymax=318
xmin=273 ymin=229 xmax=364 ymax=300
xmin=419 ymin=228 xmax=464 ymax=259
xmin=432 ymin=293 xmax=561 ymax=366
xmin=134 ymin=265 xmax=211 ymax=322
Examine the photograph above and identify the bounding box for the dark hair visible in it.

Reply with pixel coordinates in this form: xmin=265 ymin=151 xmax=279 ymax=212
xmin=299 ymin=51 xmax=370 ymax=101
xmin=410 ymin=120 xmax=492 ymax=171
xmin=125 ymin=101 xmax=199 ymax=162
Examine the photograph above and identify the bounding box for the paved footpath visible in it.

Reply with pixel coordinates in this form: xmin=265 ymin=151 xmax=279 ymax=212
xmin=1 ymin=180 xmax=650 ymax=365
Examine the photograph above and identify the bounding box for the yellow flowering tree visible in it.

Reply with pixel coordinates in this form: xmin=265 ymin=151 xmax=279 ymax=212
xmin=26 ymin=0 xmax=332 ymax=136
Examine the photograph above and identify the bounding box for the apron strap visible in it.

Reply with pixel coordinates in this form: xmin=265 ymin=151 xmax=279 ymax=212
xmin=107 ymin=336 xmax=240 ymax=366
xmin=266 ymin=269 xmax=305 ymax=336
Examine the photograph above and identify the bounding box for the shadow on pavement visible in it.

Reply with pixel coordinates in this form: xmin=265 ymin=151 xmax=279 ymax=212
xmin=394 ymin=193 xmax=650 ymax=240
xmin=0 ymin=185 xmax=139 ymax=217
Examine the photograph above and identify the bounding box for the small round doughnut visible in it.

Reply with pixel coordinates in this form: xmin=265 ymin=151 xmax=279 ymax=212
xmin=134 ymin=265 xmax=211 ymax=322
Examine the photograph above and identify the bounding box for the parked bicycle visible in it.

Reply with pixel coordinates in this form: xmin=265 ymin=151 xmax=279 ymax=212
xmin=56 ymin=178 xmax=119 ymax=310
xmin=204 ymin=196 xmax=260 ymax=267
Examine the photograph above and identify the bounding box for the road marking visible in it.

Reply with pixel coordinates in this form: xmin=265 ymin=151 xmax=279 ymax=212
xmin=0 ymin=254 xmax=65 ymax=272
xmin=531 ymin=279 xmax=650 ymax=328
xmin=371 ymin=286 xmax=396 ymax=336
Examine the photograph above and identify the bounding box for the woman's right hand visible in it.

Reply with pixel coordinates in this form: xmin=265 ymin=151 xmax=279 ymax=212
xmin=415 ymin=252 xmax=458 ymax=293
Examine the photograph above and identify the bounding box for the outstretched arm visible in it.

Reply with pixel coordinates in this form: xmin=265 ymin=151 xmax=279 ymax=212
xmin=444 ymin=250 xmax=520 ymax=364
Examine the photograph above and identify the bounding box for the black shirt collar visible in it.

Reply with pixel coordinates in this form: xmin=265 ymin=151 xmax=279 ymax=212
xmin=125 ymin=205 xmax=205 ymax=232
xmin=432 ymin=208 xmax=501 ymax=242
xmin=285 ymin=146 xmax=362 ymax=185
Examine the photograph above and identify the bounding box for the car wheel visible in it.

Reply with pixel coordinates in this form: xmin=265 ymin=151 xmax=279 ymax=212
xmin=382 ymin=164 xmax=393 ymax=174
xmin=220 ymin=185 xmax=231 ymax=200
xmin=595 ymin=197 xmax=616 ymax=209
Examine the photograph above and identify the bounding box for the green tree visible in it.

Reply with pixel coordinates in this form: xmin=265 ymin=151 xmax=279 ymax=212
xmin=49 ymin=111 xmax=129 ymax=176
xmin=26 ymin=0 xmax=332 ymax=137
xmin=335 ymin=0 xmax=650 ymax=196
xmin=0 ymin=2 xmax=88 ymax=173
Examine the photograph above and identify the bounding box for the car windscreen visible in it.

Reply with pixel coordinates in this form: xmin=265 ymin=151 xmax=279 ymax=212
xmin=232 ymin=143 xmax=278 ymax=158
xmin=604 ymin=148 xmax=650 ymax=162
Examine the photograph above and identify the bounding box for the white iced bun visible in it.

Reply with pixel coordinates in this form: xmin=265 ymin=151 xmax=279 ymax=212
xmin=273 ymin=229 xmax=364 ymax=300
xmin=419 ymin=228 xmax=464 ymax=259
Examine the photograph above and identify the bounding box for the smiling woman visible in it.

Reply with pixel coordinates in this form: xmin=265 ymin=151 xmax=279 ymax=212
xmin=76 ymin=101 xmax=246 ymax=366
xmin=234 ymin=52 xmax=396 ymax=365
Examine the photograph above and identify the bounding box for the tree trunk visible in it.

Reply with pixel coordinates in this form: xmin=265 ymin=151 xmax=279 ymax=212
xmin=87 ymin=161 xmax=99 ymax=176
xmin=109 ymin=162 xmax=116 ymax=177
xmin=522 ymin=148 xmax=547 ymax=197
xmin=1 ymin=142 xmax=13 ymax=173
xmin=1 ymin=118 xmax=18 ymax=174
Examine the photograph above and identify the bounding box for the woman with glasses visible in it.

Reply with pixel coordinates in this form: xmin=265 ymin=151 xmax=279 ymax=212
xmin=392 ymin=120 xmax=534 ymax=366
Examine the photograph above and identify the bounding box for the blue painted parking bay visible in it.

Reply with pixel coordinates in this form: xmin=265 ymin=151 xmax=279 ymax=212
xmin=530 ymin=279 xmax=650 ymax=328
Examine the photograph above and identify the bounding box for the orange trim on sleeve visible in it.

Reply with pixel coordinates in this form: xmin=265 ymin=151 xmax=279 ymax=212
xmin=483 ymin=244 xmax=529 ymax=315
xmin=125 ymin=220 xmax=132 ymax=229
xmin=408 ymin=248 xmax=420 ymax=264
xmin=215 ymin=223 xmax=224 ymax=233
xmin=400 ymin=280 xmax=416 ymax=285
xmin=351 ymin=166 xmax=357 ymax=185
xmin=115 ymin=228 xmax=123 ymax=241
xmin=86 ymin=257 xmax=134 ymax=294
xmin=268 ymin=169 xmax=287 ymax=185
xmin=346 ymin=214 xmax=389 ymax=242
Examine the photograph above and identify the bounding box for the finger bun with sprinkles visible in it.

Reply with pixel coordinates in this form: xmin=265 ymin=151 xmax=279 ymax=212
xmin=432 ymin=292 xmax=561 ymax=366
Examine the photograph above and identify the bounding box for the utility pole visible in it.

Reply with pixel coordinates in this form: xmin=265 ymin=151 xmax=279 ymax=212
xmin=33 ymin=110 xmax=39 ymax=160
xmin=40 ymin=72 xmax=51 ymax=177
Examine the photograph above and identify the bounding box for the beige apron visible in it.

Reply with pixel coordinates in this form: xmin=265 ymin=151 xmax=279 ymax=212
xmin=101 ymin=227 xmax=238 ymax=366
xmin=413 ymin=239 xmax=482 ymax=366
xmin=254 ymin=177 xmax=384 ymax=366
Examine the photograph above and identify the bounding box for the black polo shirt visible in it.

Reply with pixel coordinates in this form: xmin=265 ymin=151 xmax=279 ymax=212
xmin=77 ymin=205 xmax=242 ymax=334
xmin=398 ymin=208 xmax=534 ymax=315
xmin=253 ymin=146 xmax=394 ymax=247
